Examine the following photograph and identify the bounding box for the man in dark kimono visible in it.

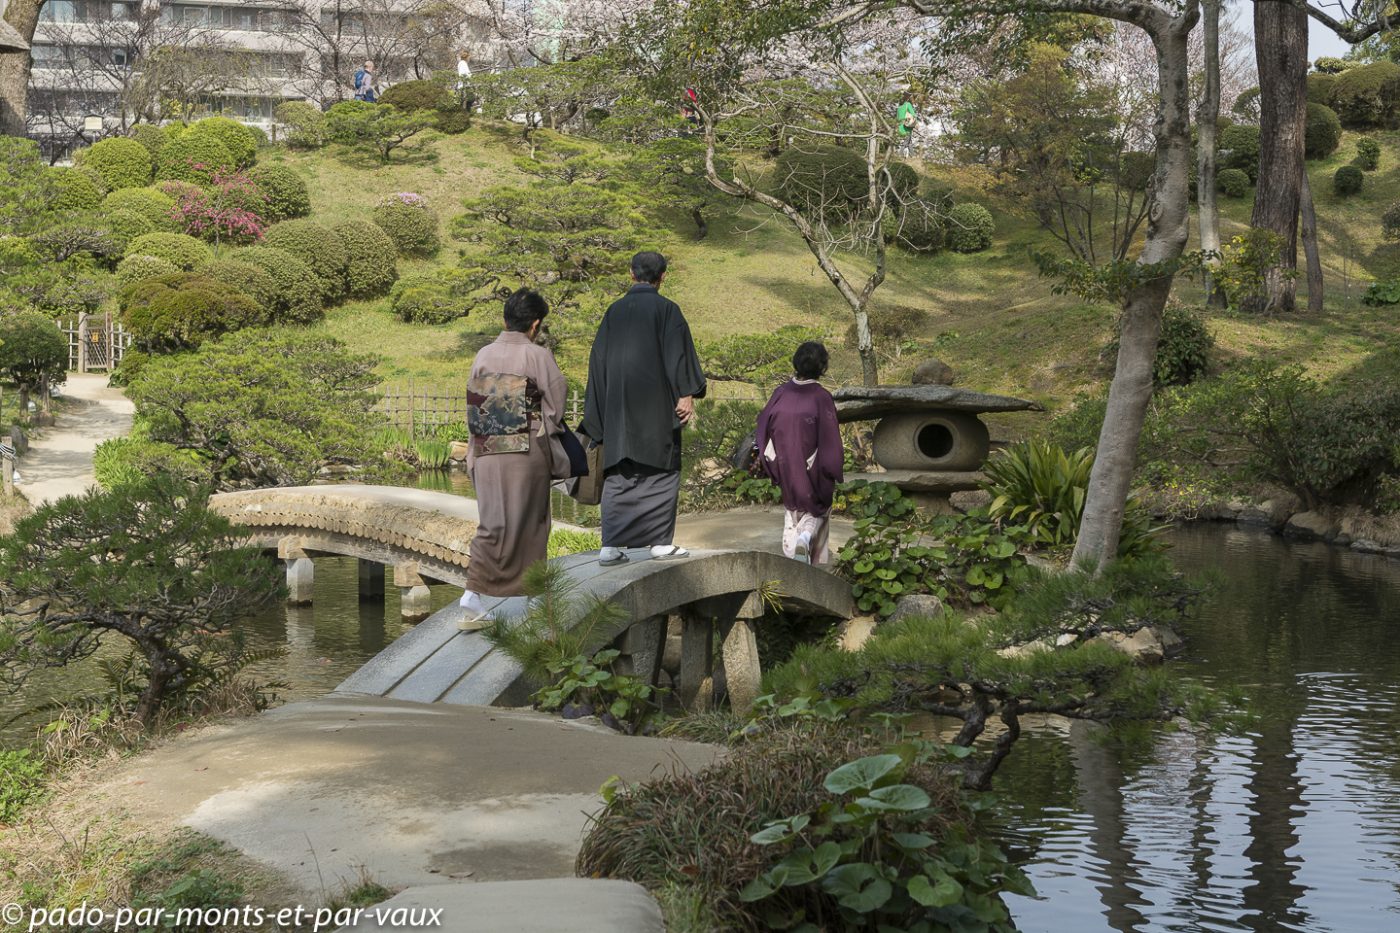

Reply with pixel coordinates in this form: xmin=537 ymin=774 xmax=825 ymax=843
xmin=582 ymin=251 xmax=707 ymax=565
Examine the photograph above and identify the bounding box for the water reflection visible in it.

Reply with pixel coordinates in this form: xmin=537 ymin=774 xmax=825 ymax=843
xmin=997 ymin=525 xmax=1400 ymax=932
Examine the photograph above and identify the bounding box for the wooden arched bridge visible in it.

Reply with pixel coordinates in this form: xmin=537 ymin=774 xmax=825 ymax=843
xmin=210 ymin=485 xmax=855 ymax=712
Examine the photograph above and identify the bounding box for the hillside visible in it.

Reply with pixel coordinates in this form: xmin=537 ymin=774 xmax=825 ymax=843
xmin=264 ymin=122 xmax=1400 ymax=435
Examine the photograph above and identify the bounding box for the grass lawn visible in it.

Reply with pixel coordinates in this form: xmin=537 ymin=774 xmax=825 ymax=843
xmin=274 ymin=123 xmax=1400 ymax=434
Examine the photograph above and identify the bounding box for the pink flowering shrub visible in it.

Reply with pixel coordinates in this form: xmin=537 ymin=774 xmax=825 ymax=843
xmin=171 ymin=169 xmax=269 ymax=253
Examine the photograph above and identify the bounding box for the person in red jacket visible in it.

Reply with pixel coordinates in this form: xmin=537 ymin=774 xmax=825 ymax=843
xmin=755 ymin=342 xmax=843 ymax=564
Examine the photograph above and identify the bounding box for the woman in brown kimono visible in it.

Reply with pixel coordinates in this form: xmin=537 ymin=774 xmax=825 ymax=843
xmin=459 ymin=289 xmax=568 ymax=615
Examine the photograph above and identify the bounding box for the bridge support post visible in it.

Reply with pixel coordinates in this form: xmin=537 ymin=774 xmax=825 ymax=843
xmin=678 ymin=612 xmax=714 ymax=712
xmin=616 ymin=616 xmax=666 ymax=686
xmin=279 ymin=538 xmax=314 ymax=605
xmin=394 ymin=562 xmax=432 ymax=622
xmin=720 ymin=619 xmax=762 ymax=714
xmin=358 ymin=559 xmax=385 ymax=601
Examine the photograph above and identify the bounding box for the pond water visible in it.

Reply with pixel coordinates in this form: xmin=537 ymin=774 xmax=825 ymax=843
xmin=997 ymin=524 xmax=1400 ymax=933
xmin=5 ymin=514 xmax=1400 ymax=933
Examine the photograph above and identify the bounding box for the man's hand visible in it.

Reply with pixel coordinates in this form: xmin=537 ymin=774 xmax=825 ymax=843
xmin=676 ymin=395 xmax=695 ymax=425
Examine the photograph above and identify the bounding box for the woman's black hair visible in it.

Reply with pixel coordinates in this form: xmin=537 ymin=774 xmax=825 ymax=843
xmin=503 ymin=288 xmax=549 ymax=333
xmin=793 ymin=341 xmax=829 ymax=380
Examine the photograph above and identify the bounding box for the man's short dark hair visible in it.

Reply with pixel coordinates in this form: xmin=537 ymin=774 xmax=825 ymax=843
xmin=631 ymin=251 xmax=668 ymax=284
xmin=793 ymin=341 xmax=829 ymax=380
xmin=503 ymin=288 xmax=548 ymax=333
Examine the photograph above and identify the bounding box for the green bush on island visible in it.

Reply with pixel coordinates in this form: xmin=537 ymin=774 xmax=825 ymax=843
xmin=1305 ymin=102 xmax=1343 ymax=159
xmin=944 ymin=202 xmax=995 ymax=253
xmin=774 ymin=145 xmax=869 ymax=220
xmin=185 ymin=116 xmax=259 ymax=168
xmin=156 ymin=133 xmax=234 ymax=186
xmin=275 ymin=101 xmax=327 ymax=149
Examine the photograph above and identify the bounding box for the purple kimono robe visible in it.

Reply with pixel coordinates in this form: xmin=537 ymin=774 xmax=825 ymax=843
xmin=756 ymin=379 xmax=843 ymax=516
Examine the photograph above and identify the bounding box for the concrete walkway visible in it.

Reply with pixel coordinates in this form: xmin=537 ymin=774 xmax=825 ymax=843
xmin=676 ymin=505 xmax=856 ymax=557
xmin=16 ymin=373 xmax=133 ymax=506
xmin=104 ymin=697 xmax=719 ymax=901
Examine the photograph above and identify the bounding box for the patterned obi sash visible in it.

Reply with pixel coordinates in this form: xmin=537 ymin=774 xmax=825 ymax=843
xmin=467 ymin=371 xmax=543 ymax=455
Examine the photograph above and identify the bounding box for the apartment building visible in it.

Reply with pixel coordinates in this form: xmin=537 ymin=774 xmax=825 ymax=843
xmin=26 ymin=0 xmax=494 ymax=157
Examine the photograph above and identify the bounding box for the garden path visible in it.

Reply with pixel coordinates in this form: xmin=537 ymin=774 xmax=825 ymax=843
xmin=15 ymin=373 xmax=133 ymax=506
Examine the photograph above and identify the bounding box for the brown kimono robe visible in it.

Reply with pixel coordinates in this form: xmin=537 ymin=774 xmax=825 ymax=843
xmin=466 ymin=331 xmax=568 ymax=596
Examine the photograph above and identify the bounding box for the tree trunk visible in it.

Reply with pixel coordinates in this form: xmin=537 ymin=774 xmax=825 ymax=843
xmin=690 ymin=206 xmax=708 ymax=239
xmin=1070 ymin=11 xmax=1197 ymax=571
xmin=0 ymin=0 xmax=43 ymax=137
xmin=1197 ymin=0 xmax=1225 ymax=306
xmin=1300 ymin=171 xmax=1324 ymax=313
xmin=1249 ymin=0 xmax=1309 ymax=314
xmin=135 ymin=656 xmax=173 ymax=727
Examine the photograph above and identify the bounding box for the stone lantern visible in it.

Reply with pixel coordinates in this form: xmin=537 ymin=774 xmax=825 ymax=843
xmin=834 ymin=384 xmax=1043 ymax=511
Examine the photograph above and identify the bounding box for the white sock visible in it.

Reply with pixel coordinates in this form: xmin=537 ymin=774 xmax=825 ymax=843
xmin=459 ymin=590 xmax=484 ymax=612
xmin=650 ymin=544 xmax=689 ymax=558
xmin=600 ymin=546 xmax=623 ymax=560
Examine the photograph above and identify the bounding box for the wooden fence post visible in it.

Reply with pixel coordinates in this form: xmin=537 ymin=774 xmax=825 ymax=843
xmin=76 ymin=313 xmax=88 ymax=373
xmin=2 ymin=432 xmax=14 ymax=497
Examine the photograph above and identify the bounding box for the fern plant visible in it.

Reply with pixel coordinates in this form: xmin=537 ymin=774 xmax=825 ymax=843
xmin=981 ymin=441 xmax=1164 ymax=557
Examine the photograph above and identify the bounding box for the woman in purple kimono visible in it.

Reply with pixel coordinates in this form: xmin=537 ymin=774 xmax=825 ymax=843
xmin=756 ymin=342 xmax=843 ymax=564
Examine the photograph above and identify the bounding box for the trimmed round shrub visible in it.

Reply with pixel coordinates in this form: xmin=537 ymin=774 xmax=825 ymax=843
xmin=1305 ymin=103 xmax=1343 ymax=159
xmin=1217 ymin=167 xmax=1251 ymax=198
xmin=1334 ymin=164 xmax=1364 ymax=196
xmin=201 ymin=258 xmax=278 ymax=323
xmin=883 ymin=209 xmax=944 ymax=254
xmin=1306 ymin=72 xmax=1337 ymax=106
xmin=372 ymin=193 xmax=440 ymax=257
xmin=1329 ymin=61 xmax=1400 ymax=128
xmin=102 ymin=187 xmax=178 ymax=230
xmin=388 ymin=272 xmax=465 ymax=324
xmin=128 ymin=123 xmax=167 ymax=160
xmin=186 ymin=116 xmax=258 ymax=168
xmin=774 ymin=145 xmax=868 ymax=219
xmin=945 ymin=202 xmax=995 ymax=253
xmin=124 ymin=231 xmax=211 ymax=271
xmin=156 ymin=132 xmax=234 ymax=185
xmin=45 ymin=166 xmax=103 ymax=211
xmin=274 ymin=101 xmax=326 ymax=149
xmin=1382 ymin=201 xmax=1400 ymax=240
xmin=115 ymin=254 xmax=181 ymax=287
xmin=1356 ymin=135 xmax=1381 ymax=170
xmin=1219 ymin=124 xmax=1262 ymax=181
xmin=247 ymin=165 xmax=311 ymax=221
xmin=885 ymin=161 xmax=920 ymax=206
xmin=379 ymin=79 xmax=452 ymax=114
xmin=1152 ymin=304 xmax=1214 ymax=386
xmin=75 ymin=137 xmax=153 ymax=191
xmin=155 ymin=179 xmax=201 ymax=202
xmin=119 ymin=272 xmax=261 ymax=351
xmin=103 ymin=209 xmax=156 ymax=250
xmin=237 ymin=246 xmax=325 ymax=324
xmin=263 ymin=219 xmax=350 ymax=302
xmin=245 ymin=124 xmax=270 ymax=149
xmin=332 ymin=220 xmax=398 ymax=298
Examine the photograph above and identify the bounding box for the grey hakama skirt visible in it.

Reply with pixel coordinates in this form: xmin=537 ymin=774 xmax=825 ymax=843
xmin=600 ymin=462 xmax=681 ymax=548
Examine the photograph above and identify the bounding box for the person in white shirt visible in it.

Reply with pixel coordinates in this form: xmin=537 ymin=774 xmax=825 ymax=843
xmin=456 ymin=50 xmax=477 ymax=113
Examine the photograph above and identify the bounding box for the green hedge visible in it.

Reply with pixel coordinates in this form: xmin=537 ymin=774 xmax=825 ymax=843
xmin=76 ymin=137 xmax=153 ymax=191
xmin=774 ymin=145 xmax=868 ymax=219
xmin=263 ymin=220 xmax=350 ymax=303
xmin=372 ymin=193 xmax=440 ymax=257
xmin=236 ymin=246 xmax=325 ymax=324
xmin=246 ymin=165 xmax=311 ymax=222
xmin=1305 ymin=103 xmax=1343 ymax=159
xmin=45 ymin=167 xmax=103 ymax=211
xmin=119 ymin=272 xmax=261 ymax=351
xmin=156 ymin=133 xmax=234 ymax=185
xmin=945 ymin=203 xmax=995 ymax=253
xmin=1356 ymin=136 xmax=1381 ymax=170
xmin=186 ymin=116 xmax=258 ymax=168
xmin=101 ymin=187 xmax=177 ymax=230
xmin=124 ymin=232 xmax=211 ymax=271
xmin=388 ymin=271 xmax=468 ymax=324
xmin=332 ymin=220 xmax=398 ymax=298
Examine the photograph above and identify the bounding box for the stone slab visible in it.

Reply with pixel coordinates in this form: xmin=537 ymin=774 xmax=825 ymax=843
xmin=833 ymin=385 xmax=1043 ymax=422
xmin=333 ymin=879 xmax=664 ymax=933
xmin=844 ymin=470 xmax=986 ymax=493
xmin=106 ymin=696 xmax=721 ymax=895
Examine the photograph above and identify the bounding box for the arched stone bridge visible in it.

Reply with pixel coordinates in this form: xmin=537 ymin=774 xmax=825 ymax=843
xmin=211 ymin=485 xmax=856 ymax=712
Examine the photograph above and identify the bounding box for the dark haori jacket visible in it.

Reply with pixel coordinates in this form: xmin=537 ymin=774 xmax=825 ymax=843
xmin=582 ymin=283 xmax=707 ymax=472
xmin=756 ymin=379 xmax=844 ymax=516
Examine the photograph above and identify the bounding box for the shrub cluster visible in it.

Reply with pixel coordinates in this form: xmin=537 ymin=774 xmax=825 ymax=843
xmin=119 ymin=272 xmax=261 ymax=351
xmin=1327 ymin=61 xmax=1400 ymax=128
xmin=274 ymin=101 xmax=327 ymax=148
xmin=378 ymin=79 xmax=469 ymax=134
xmin=1335 ymin=164 xmax=1364 ymax=196
xmin=1217 ymin=167 xmax=1251 ymax=198
xmin=246 ymin=165 xmax=311 ymax=222
xmin=186 ymin=117 xmax=258 ymax=168
xmin=372 ymin=193 xmax=440 ymax=257
xmin=388 ymin=269 xmax=472 ymax=324
xmin=101 ymin=187 xmax=177 ymax=230
xmin=124 ymin=232 xmax=211 ymax=271
xmin=1219 ymin=123 xmax=1261 ymax=181
xmin=236 ymin=246 xmax=325 ymax=324
xmin=945 ymin=202 xmax=995 ymax=253
xmin=1356 ymin=135 xmax=1381 ymax=170
xmin=201 ymin=258 xmax=280 ymax=314
xmin=76 ymin=137 xmax=153 ymax=191
xmin=332 ymin=220 xmax=398 ymax=298
xmin=156 ymin=133 xmax=234 ymax=185
xmin=774 ymin=145 xmax=869 ymax=220
xmin=128 ymin=123 xmax=168 ymax=160
xmin=263 ymin=219 xmax=349 ymax=302
xmin=1304 ymin=103 xmax=1343 ymax=159
xmin=115 ymin=254 xmax=181 ymax=287
xmin=103 ymin=209 xmax=156 ymax=250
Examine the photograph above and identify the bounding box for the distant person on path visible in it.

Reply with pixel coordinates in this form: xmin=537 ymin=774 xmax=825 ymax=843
xmin=354 ymin=60 xmax=378 ymax=102
xmin=756 ymin=341 xmax=843 ymax=565
xmin=456 ymin=50 xmax=476 ymax=111
xmin=459 ymin=289 xmax=569 ymax=615
xmin=582 ymin=251 xmax=707 ymax=566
